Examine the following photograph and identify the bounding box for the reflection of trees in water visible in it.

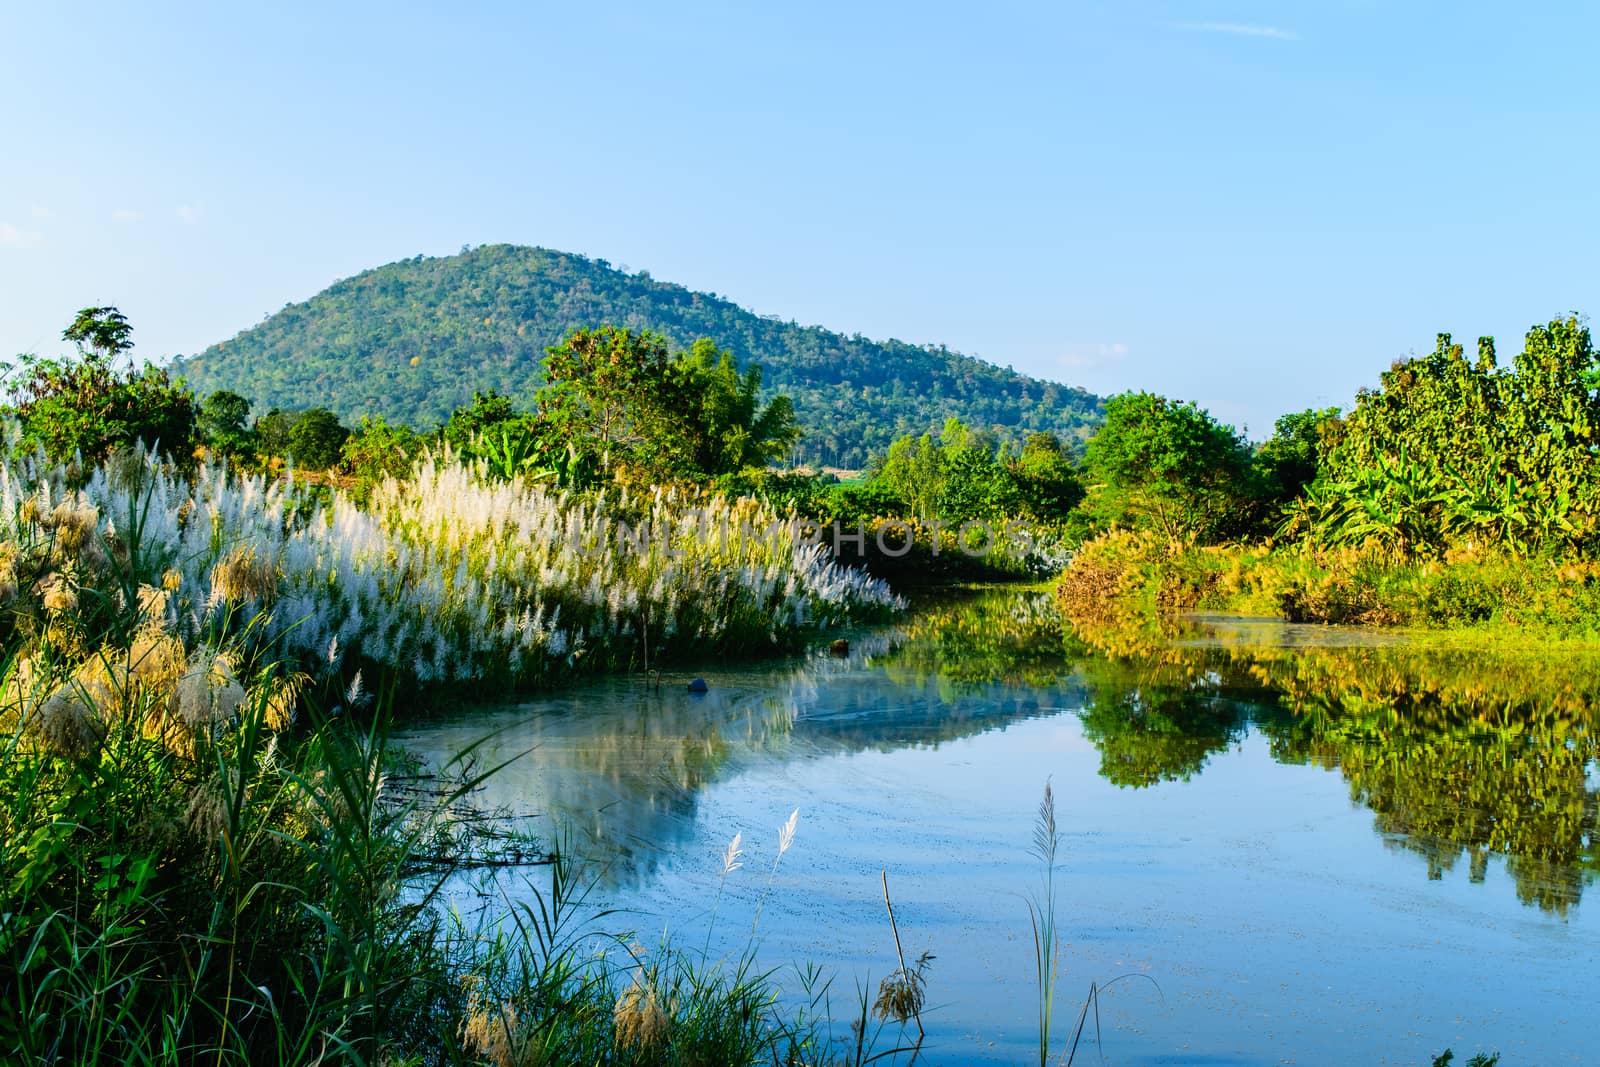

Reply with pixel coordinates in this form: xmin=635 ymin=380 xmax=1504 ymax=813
xmin=1065 ymin=614 xmax=1600 ymax=913
xmin=880 ymin=588 xmax=1070 ymax=690
xmin=1289 ymin=733 xmax=1596 ymax=914
xmin=463 ymin=612 xmax=1074 ymax=888
xmin=430 ymin=592 xmax=1598 ymax=912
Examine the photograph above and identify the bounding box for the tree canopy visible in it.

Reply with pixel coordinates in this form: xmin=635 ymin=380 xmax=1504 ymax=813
xmin=7 ymin=307 xmax=196 ymax=463
xmin=537 ymin=328 xmax=799 ymax=483
xmin=1303 ymin=316 xmax=1600 ymax=553
xmin=1083 ymin=392 xmax=1255 ymax=544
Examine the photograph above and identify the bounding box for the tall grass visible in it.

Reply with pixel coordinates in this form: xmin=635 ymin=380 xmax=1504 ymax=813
xmin=0 ymin=445 xmax=903 ymax=1064
xmin=1025 ymin=780 xmax=1061 ymax=1067
xmin=0 ymin=448 xmax=902 ymax=694
xmin=0 ymin=647 xmax=511 ymax=1063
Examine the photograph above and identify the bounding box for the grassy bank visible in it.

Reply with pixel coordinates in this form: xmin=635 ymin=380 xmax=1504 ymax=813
xmin=0 ymin=447 xmax=915 ymax=1064
xmin=1 ymin=448 xmax=901 ymax=691
xmin=1057 ymin=528 xmax=1600 ymax=641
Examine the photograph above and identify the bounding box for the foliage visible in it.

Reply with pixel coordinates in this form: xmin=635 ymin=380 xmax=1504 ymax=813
xmin=62 ymin=305 xmax=133 ymax=360
xmin=1254 ymin=406 xmax=1337 ymax=511
xmin=1305 ymin=318 xmax=1600 ymax=554
xmin=441 ymin=390 xmax=533 ymax=450
xmin=7 ymin=308 xmax=197 ymax=463
xmin=284 ymin=406 xmax=350 ymax=470
xmin=538 ymin=328 xmax=799 ymax=483
xmin=197 ymin=389 xmax=258 ymax=461
xmin=171 ymin=244 xmax=1103 ymax=468
xmin=1083 ymin=392 xmax=1256 ymax=545
xmin=676 ymin=337 xmax=801 ymax=473
xmin=870 ymin=419 xmax=1081 ymax=527
xmin=1014 ymin=431 xmax=1086 ymax=520
xmin=340 ymin=415 xmax=425 ymax=503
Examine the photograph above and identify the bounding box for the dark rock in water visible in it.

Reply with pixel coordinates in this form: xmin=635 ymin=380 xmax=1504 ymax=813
xmin=829 ymin=639 xmax=850 ymax=657
xmin=687 ymin=677 xmax=709 ymax=693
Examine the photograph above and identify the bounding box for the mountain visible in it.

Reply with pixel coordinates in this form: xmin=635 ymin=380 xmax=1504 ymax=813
xmin=173 ymin=244 xmax=1102 ymax=469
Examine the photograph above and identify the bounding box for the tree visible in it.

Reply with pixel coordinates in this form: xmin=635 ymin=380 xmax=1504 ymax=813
xmin=675 ymin=339 xmax=800 ymax=475
xmin=62 ymin=306 xmax=133 ymax=361
xmin=441 ymin=390 xmax=533 ymax=452
xmin=876 ymin=432 xmax=945 ymax=519
xmin=8 ymin=307 xmax=196 ymax=463
xmin=1012 ymin=432 xmax=1085 ymax=520
xmin=537 ymin=328 xmax=800 ymax=483
xmin=939 ymin=444 xmax=1021 ymax=524
xmin=198 ymin=390 xmax=257 ymax=460
xmin=254 ymin=408 xmax=297 ymax=458
xmin=1254 ymin=407 xmax=1338 ymax=511
xmin=539 ymin=327 xmax=685 ymax=477
xmin=284 ymin=408 xmax=350 ymax=470
xmin=341 ymin=415 xmax=423 ymax=502
xmin=1083 ymin=392 xmax=1255 ymax=545
xmin=1312 ymin=317 xmax=1600 ymax=552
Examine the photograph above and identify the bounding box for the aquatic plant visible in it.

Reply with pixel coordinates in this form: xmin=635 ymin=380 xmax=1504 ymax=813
xmin=871 ymin=870 xmax=932 ymax=1041
xmin=1025 ymin=779 xmax=1062 ymax=1067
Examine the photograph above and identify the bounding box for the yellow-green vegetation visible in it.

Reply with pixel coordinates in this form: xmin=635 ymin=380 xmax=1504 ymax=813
xmin=1059 ymin=315 xmax=1600 ymax=638
xmin=1059 ymin=530 xmax=1600 ymax=636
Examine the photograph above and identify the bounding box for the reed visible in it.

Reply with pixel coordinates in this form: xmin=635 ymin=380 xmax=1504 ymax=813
xmin=1025 ymin=779 xmax=1061 ymax=1067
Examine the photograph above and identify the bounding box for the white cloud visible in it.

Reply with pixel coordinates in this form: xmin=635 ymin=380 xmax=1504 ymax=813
xmin=0 ymin=222 xmax=43 ymax=249
xmin=1061 ymin=341 xmax=1130 ymax=370
xmin=176 ymin=203 xmax=204 ymax=224
xmin=112 ymin=208 xmax=143 ymax=222
xmin=1178 ymin=21 xmax=1299 ymax=40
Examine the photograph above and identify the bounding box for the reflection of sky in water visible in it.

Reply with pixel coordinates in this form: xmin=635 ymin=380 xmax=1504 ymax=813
xmin=399 ymin=592 xmax=1599 ymax=1065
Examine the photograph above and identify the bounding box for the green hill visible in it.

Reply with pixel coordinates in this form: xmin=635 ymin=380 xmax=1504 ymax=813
xmin=173 ymin=244 xmax=1101 ymax=468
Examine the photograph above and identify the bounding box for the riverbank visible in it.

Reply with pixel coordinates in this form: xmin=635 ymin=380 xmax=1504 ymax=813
xmin=1056 ymin=528 xmax=1600 ymax=643
xmin=0 ymin=449 xmax=910 ymax=1065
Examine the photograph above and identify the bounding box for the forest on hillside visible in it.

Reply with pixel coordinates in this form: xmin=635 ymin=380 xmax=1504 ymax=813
xmin=171 ymin=244 xmax=1102 ymax=468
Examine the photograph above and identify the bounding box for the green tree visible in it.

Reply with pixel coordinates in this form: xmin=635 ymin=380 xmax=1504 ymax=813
xmin=1012 ymin=431 xmax=1085 ymax=520
xmin=939 ymin=445 xmax=1021 ymax=524
xmin=441 ymin=390 xmax=533 ymax=452
xmin=1311 ymin=317 xmax=1600 ymax=553
xmin=675 ymin=339 xmax=801 ymax=475
xmin=876 ymin=432 xmax=945 ymax=519
xmin=538 ymin=328 xmax=800 ymax=482
xmin=340 ymin=415 xmax=423 ymax=501
xmin=539 ymin=326 xmax=685 ymax=477
xmin=198 ymin=390 xmax=257 ymax=461
xmin=1254 ymin=407 xmax=1338 ymax=512
xmin=1083 ymin=392 xmax=1255 ymax=545
xmin=62 ymin=306 xmax=133 ymax=361
xmin=8 ymin=307 xmax=196 ymax=462
xmin=254 ymin=408 xmax=297 ymax=458
xmin=284 ymin=407 xmax=350 ymax=470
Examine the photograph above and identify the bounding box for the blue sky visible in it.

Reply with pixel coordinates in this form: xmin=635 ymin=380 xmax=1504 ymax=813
xmin=3 ymin=1 xmax=1595 ymax=436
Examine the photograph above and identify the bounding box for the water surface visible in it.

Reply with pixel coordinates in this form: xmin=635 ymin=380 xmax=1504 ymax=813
xmin=399 ymin=590 xmax=1599 ymax=1064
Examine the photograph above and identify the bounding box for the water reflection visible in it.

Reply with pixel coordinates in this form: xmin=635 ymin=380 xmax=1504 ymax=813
xmin=1065 ymin=611 xmax=1600 ymax=914
xmin=404 ymin=588 xmax=1599 ymax=913
xmin=400 ymin=608 xmax=1080 ymax=887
